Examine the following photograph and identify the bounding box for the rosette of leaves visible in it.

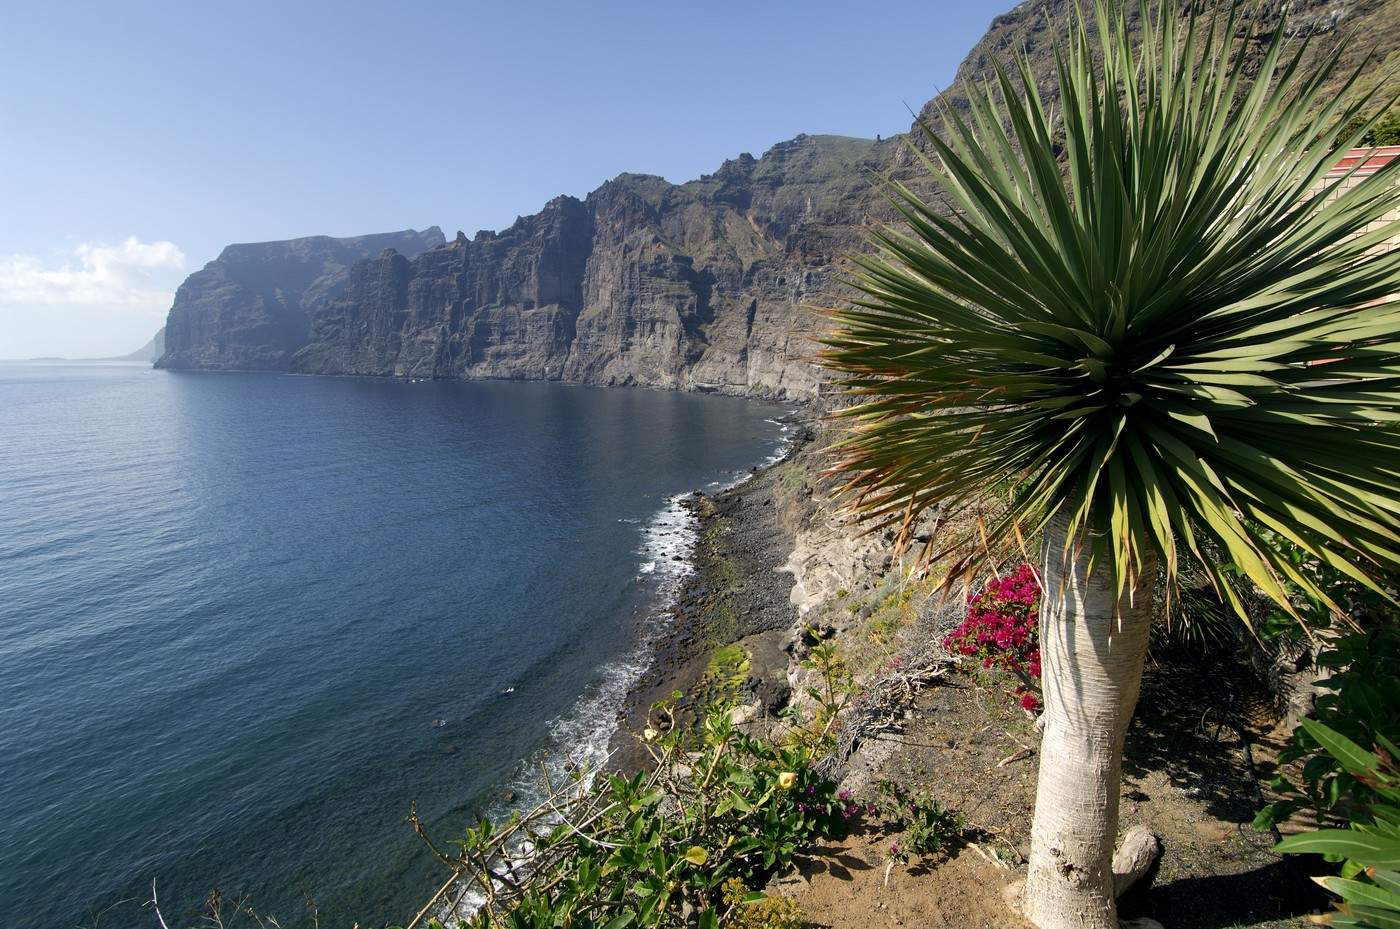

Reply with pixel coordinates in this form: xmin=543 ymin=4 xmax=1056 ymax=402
xmin=821 ymin=0 xmax=1400 ymax=620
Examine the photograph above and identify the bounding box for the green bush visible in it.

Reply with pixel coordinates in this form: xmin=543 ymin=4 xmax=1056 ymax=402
xmin=1255 ymin=627 xmax=1400 ymax=832
xmin=396 ymin=646 xmax=856 ymax=929
xmin=872 ymin=778 xmax=964 ymax=864
xmin=1334 ymin=107 xmax=1400 ymax=148
xmin=1166 ymin=532 xmax=1396 ymax=655
xmin=1245 ymin=534 xmax=1395 ymax=647
xmin=405 ymin=708 xmax=845 ymax=929
xmin=1274 ymin=718 xmax=1400 ymax=928
xmin=719 ymin=878 xmax=805 ymax=929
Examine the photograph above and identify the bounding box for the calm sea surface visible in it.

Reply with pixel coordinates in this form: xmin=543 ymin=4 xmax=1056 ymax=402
xmin=0 ymin=363 xmax=788 ymax=928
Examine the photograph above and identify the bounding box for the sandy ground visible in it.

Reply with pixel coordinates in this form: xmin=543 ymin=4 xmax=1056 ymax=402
xmin=774 ymin=649 xmax=1323 ymax=929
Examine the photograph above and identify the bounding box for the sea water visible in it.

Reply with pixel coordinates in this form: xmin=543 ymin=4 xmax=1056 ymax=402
xmin=0 ymin=363 xmax=788 ymax=927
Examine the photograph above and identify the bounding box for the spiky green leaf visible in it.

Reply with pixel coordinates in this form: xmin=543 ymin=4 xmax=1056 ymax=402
xmin=820 ymin=0 xmax=1400 ymax=616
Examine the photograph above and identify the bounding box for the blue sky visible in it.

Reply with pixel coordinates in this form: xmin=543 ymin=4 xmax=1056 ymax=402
xmin=0 ymin=0 xmax=1008 ymax=357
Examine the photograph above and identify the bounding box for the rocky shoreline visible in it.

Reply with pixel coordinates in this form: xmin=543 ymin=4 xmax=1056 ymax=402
xmin=486 ymin=403 xmax=1318 ymax=929
xmin=608 ymin=426 xmax=819 ymax=772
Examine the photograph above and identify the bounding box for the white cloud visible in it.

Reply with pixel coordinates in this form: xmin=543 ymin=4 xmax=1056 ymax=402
xmin=0 ymin=237 xmax=186 ymax=358
xmin=0 ymin=237 xmax=185 ymax=309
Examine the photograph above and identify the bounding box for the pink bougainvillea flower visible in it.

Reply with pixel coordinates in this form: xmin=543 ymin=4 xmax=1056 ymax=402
xmin=943 ymin=564 xmax=1043 ymax=709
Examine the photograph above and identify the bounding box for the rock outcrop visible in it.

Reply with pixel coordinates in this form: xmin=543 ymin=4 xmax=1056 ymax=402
xmin=157 ymin=0 xmax=1399 ymax=397
xmin=288 ymin=135 xmax=884 ymax=397
xmin=156 ymin=228 xmax=445 ymax=371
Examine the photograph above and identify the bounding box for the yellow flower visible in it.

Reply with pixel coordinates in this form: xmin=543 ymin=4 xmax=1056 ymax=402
xmin=777 ymin=771 xmax=797 ymax=790
xmin=643 ymin=727 xmax=658 ymax=742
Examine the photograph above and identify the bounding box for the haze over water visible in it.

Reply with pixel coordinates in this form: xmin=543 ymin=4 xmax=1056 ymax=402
xmin=0 ymin=363 xmax=787 ymax=928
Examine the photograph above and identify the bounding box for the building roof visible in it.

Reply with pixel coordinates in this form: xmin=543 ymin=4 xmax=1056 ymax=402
xmin=1328 ymin=146 xmax=1400 ymax=178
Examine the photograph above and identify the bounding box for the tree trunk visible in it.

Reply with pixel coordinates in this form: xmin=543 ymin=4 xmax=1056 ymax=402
xmin=1022 ymin=511 xmax=1158 ymax=929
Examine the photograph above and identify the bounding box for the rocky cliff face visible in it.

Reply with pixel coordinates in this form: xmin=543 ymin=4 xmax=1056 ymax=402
xmin=289 ymin=136 xmax=887 ymax=397
xmin=156 ymin=228 xmax=445 ymax=371
xmin=159 ymin=0 xmax=1400 ymax=397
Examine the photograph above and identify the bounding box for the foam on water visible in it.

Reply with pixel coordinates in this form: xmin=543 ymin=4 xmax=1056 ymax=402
xmin=542 ymin=412 xmax=803 ymax=785
xmin=444 ymin=491 xmax=703 ymax=917
xmin=440 ymin=411 xmax=802 ymax=919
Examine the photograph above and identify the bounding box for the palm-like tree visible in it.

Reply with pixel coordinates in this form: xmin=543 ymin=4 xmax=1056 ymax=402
xmin=820 ymin=3 xmax=1400 ymax=927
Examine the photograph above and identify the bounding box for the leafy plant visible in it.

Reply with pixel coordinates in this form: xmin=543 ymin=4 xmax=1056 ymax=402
xmin=1274 ymin=718 xmax=1400 ymax=928
xmin=781 ymin=634 xmax=857 ymax=756
xmin=1156 ymin=530 xmax=1393 ymax=653
xmin=1256 ymin=627 xmax=1400 ymax=832
xmin=399 ymin=706 xmax=845 ymax=929
xmin=390 ymin=642 xmax=858 ymax=929
xmin=719 ymin=878 xmax=805 ymax=929
xmin=872 ymin=779 xmax=965 ymax=864
xmin=1249 ymin=534 xmax=1396 ymax=645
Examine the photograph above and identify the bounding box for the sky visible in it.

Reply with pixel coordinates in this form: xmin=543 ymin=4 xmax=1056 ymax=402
xmin=0 ymin=0 xmax=1008 ymax=358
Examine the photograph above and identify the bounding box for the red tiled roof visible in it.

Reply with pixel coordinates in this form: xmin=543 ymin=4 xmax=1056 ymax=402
xmin=1328 ymin=146 xmax=1400 ymax=178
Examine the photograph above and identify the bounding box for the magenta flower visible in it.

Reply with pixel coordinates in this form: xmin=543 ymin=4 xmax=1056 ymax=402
xmin=943 ymin=564 xmax=1043 ymax=707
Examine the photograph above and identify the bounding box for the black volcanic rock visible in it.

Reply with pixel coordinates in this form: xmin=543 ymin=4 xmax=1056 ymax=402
xmin=156 ymin=227 xmax=444 ymax=371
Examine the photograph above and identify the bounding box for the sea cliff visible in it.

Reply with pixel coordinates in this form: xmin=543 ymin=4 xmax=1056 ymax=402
xmin=286 ymin=135 xmax=887 ymax=398
xmin=156 ymin=228 xmax=446 ymax=371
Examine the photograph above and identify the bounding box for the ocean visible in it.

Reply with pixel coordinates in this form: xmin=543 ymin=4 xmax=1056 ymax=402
xmin=0 ymin=362 xmax=790 ymax=928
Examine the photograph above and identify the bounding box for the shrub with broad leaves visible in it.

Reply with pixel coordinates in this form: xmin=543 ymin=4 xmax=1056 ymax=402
xmin=1274 ymin=718 xmax=1400 ymax=928
xmin=388 ymin=642 xmax=859 ymax=929
xmin=1255 ymin=627 xmax=1400 ymax=832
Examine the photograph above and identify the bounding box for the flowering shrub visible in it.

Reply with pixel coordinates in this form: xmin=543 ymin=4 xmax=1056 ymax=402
xmin=942 ymin=563 xmax=1042 ymax=710
xmin=789 ymin=774 xmax=852 ymax=833
xmin=401 ymin=707 xmax=848 ymax=929
xmin=872 ymin=779 xmax=964 ymax=864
